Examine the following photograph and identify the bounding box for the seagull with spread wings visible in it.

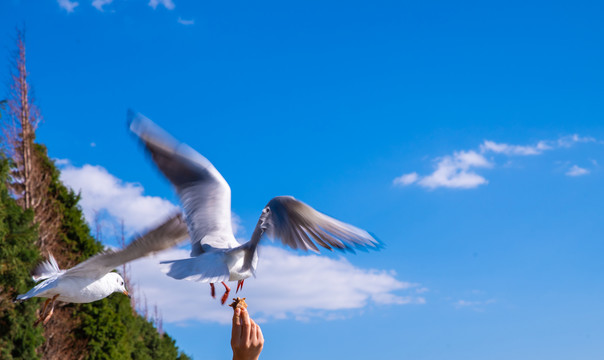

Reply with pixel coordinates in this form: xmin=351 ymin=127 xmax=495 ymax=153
xmin=16 ymin=213 xmax=188 ymax=325
xmin=129 ymin=112 xmax=381 ymax=305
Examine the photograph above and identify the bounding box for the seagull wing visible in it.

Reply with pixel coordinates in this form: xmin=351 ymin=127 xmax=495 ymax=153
xmin=248 ymin=196 xmax=380 ymax=255
xmin=64 ymin=213 xmax=189 ymax=279
xmin=129 ymin=111 xmax=236 ymax=255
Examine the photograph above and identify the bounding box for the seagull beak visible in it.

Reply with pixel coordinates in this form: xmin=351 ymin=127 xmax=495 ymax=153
xmin=123 ymin=290 xmax=131 ymax=299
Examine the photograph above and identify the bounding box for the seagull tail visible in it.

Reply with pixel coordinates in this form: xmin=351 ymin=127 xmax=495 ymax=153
xmin=160 ymin=253 xmax=230 ymax=283
xmin=14 ymin=293 xmax=30 ymax=302
xmin=31 ymin=253 xmax=62 ymax=282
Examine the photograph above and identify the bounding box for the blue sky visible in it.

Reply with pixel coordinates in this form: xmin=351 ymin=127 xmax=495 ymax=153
xmin=2 ymin=0 xmax=604 ymax=359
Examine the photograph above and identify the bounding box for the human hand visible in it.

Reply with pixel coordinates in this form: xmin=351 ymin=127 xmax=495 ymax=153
xmin=231 ymin=307 xmax=264 ymax=360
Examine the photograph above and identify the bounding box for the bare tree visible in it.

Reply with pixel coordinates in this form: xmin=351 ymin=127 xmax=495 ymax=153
xmin=157 ymin=310 xmax=164 ymax=336
xmin=93 ymin=210 xmax=103 ymax=243
xmin=0 ymin=99 xmax=6 ymax=119
xmin=116 ymin=219 xmax=136 ymax=311
xmin=3 ymin=28 xmax=40 ymax=206
xmin=1 ymin=28 xmax=60 ymax=249
xmin=142 ymin=293 xmax=149 ymax=321
xmin=153 ymin=304 xmax=164 ymax=336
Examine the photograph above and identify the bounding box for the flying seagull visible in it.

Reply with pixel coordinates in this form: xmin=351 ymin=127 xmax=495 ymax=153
xmin=129 ymin=111 xmax=381 ymax=304
xmin=16 ymin=213 xmax=189 ymax=325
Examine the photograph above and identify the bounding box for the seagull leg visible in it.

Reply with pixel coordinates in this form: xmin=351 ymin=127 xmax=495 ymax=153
xmin=220 ymin=281 xmax=230 ymax=305
xmin=210 ymin=283 xmax=216 ymax=298
xmin=42 ymin=294 xmax=59 ymax=325
xmin=236 ymin=280 xmax=245 ymax=293
xmin=34 ymin=298 xmax=52 ymax=327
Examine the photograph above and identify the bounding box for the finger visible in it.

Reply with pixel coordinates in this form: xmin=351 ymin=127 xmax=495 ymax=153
xmin=250 ymin=319 xmax=257 ymax=342
xmin=231 ymin=307 xmax=242 ymax=341
xmin=256 ymin=322 xmax=264 ymax=345
xmin=241 ymin=307 xmax=252 ymax=341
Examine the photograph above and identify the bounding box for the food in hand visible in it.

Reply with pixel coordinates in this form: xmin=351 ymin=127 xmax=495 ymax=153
xmin=229 ymin=297 xmax=248 ymax=310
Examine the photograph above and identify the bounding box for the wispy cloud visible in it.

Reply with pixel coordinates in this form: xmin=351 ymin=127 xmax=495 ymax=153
xmin=454 ymin=298 xmax=496 ymax=312
xmin=393 ymin=172 xmax=418 ymax=186
xmin=57 ymin=0 xmax=79 ymax=12
xmin=566 ymin=165 xmax=590 ymax=177
xmin=557 ymin=134 xmax=595 ymax=148
xmin=91 ymin=0 xmax=113 ymax=11
xmin=177 ymin=17 xmax=195 ymax=26
xmin=130 ymin=247 xmax=424 ymax=324
xmin=480 ymin=140 xmax=550 ymax=156
xmin=148 ymin=0 xmax=175 ymax=10
xmin=395 ymin=134 xmax=598 ymax=190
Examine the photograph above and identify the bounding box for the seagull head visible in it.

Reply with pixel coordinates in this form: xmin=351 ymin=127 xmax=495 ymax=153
xmin=108 ymin=272 xmax=130 ymax=298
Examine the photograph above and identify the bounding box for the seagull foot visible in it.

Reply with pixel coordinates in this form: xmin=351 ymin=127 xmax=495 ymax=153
xmin=43 ymin=307 xmax=55 ymax=325
xmin=220 ymin=281 xmax=230 ymax=305
xmin=210 ymin=283 xmax=216 ymax=298
xmin=236 ymin=280 xmax=245 ymax=293
xmin=34 ymin=297 xmax=52 ymax=327
xmin=41 ymin=294 xmax=59 ymax=326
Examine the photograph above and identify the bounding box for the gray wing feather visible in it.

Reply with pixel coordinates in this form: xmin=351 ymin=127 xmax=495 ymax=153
xmin=250 ymin=196 xmax=380 ymax=254
xmin=128 ymin=111 xmax=235 ymax=254
xmin=64 ymin=213 xmax=189 ymax=279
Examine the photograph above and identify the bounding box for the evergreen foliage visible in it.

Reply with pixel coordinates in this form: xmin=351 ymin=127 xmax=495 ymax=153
xmin=0 ymin=143 xmax=191 ymax=360
xmin=0 ymin=156 xmax=44 ymax=359
xmin=76 ymin=296 xmax=191 ymax=360
xmin=34 ymin=143 xmax=103 ymax=264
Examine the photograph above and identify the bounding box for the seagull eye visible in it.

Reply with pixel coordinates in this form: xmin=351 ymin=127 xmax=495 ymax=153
xmin=121 ymin=281 xmax=124 ymax=286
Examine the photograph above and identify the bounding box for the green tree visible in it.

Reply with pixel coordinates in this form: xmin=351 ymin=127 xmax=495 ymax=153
xmin=0 ymin=156 xmax=44 ymax=359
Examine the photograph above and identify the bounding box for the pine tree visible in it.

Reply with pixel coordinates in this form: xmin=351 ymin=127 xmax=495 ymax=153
xmin=0 ymin=155 xmax=44 ymax=359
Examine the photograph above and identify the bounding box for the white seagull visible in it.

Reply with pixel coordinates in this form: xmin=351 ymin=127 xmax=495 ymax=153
xmin=129 ymin=112 xmax=381 ymax=304
xmin=16 ymin=213 xmax=189 ymax=325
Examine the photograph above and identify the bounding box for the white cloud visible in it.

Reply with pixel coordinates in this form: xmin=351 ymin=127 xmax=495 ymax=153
xmin=91 ymin=0 xmax=113 ymax=11
xmin=393 ymin=172 xmax=418 ymax=186
xmin=59 ymin=163 xmax=178 ymax=234
xmin=397 ymin=134 xmax=598 ymax=190
xmin=480 ymin=140 xmax=549 ymax=156
xmin=57 ymin=0 xmax=79 ymax=12
xmin=148 ymin=0 xmax=175 ymax=10
xmin=177 ymin=17 xmax=195 ymax=26
xmin=130 ymin=246 xmax=424 ymax=324
xmin=60 ymin=163 xmax=243 ymax=237
xmin=417 ymin=150 xmax=491 ymax=189
xmin=54 ymin=158 xmax=71 ymax=166
xmin=557 ymin=134 xmax=595 ymax=148
xmin=566 ymin=165 xmax=590 ymax=177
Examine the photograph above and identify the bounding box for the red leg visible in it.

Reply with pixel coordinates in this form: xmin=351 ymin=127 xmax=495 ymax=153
xmin=220 ymin=281 xmax=230 ymax=305
xmin=236 ymin=279 xmax=245 ymax=293
xmin=210 ymin=283 xmax=216 ymax=298
xmin=42 ymin=294 xmax=59 ymax=325
xmin=34 ymin=298 xmax=52 ymax=327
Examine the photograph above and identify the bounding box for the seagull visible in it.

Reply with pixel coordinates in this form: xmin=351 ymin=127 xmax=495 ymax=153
xmin=16 ymin=213 xmax=189 ymax=325
xmin=129 ymin=111 xmax=381 ymax=304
